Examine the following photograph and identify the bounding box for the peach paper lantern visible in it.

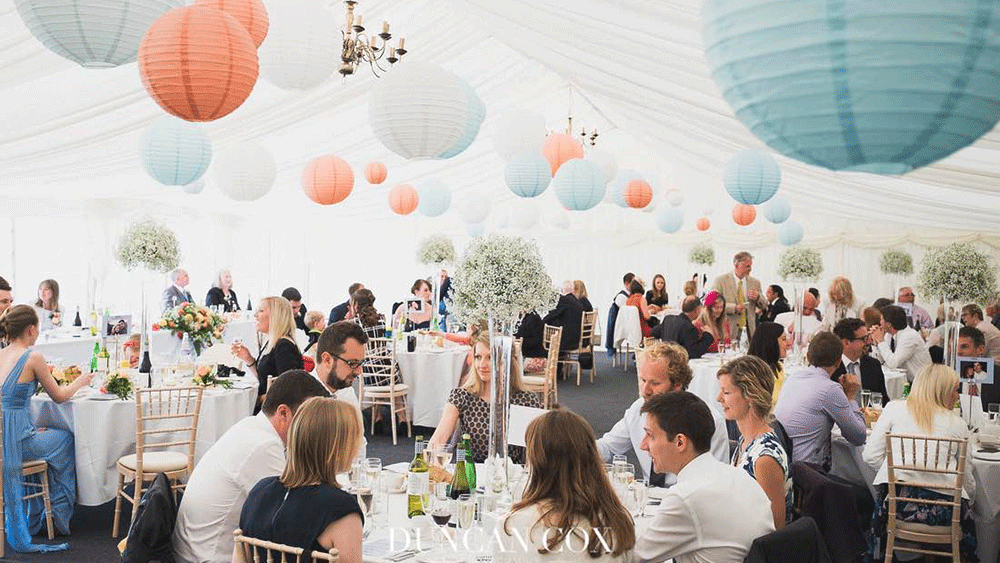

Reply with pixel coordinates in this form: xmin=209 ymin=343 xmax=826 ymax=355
xmin=389 ymin=184 xmax=419 ymax=215
xmin=624 ymin=178 xmax=653 ymax=209
xmin=732 ymin=204 xmax=757 ymax=226
xmin=365 ymin=162 xmax=387 ymax=184
xmin=139 ymin=5 xmax=259 ymax=122
xmin=302 ymin=155 xmax=354 ymax=205
xmin=697 ymin=217 xmax=711 ymax=231
xmin=195 ymin=0 xmax=268 ymax=47
xmin=542 ymin=133 xmax=584 ymax=175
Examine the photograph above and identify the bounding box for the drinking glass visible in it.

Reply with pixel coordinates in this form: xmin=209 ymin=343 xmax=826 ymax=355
xmin=604 ymin=463 xmax=614 ymax=482
xmin=430 ymin=499 xmax=453 ymax=548
xmin=615 ymin=463 xmax=635 ymax=488
xmin=349 ymin=456 xmax=364 ymax=491
xmin=860 ymin=390 xmax=872 ymax=409
xmin=870 ymin=393 xmax=883 ymax=412
xmin=456 ymin=494 xmax=476 ymax=530
xmin=632 ymin=478 xmax=649 ymax=517
xmin=433 ymin=446 xmax=453 ymax=469
xmin=365 ymin=458 xmax=382 ymax=488
xmin=356 ymin=485 xmax=375 ymax=519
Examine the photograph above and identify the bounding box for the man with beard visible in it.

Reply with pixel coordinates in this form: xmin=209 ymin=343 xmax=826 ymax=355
xmin=314 ymin=321 xmax=369 ymax=454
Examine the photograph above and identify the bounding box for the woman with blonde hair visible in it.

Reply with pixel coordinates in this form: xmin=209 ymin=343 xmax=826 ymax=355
xmin=500 ymin=409 xmax=635 ymax=562
xmin=862 ymin=364 xmax=977 ymax=560
xmin=237 ymin=397 xmax=363 ymax=563
xmin=572 ymin=280 xmax=593 ymax=312
xmin=694 ymin=290 xmax=727 ymax=353
xmin=429 ymin=328 xmax=542 ymax=463
xmin=823 ymin=276 xmax=863 ymax=329
xmin=232 ymin=296 xmax=303 ymax=409
xmin=206 ymin=268 xmax=240 ymax=312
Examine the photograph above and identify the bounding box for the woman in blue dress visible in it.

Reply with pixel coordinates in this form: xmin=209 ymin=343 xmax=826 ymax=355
xmin=0 ymin=305 xmax=93 ymax=552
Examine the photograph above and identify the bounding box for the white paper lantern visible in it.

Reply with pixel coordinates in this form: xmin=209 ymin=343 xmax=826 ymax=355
xmin=553 ymin=159 xmax=606 ymax=211
xmin=546 ymin=208 xmax=570 ymax=230
xmin=492 ymin=109 xmax=547 ymax=160
xmin=586 ymin=148 xmax=618 ymax=186
xmin=214 ymin=142 xmax=276 ymax=202
xmin=465 ymin=222 xmax=485 ymax=237
xmin=504 ymin=151 xmax=551 ymax=198
xmin=458 ymin=193 xmax=490 ymax=224
xmin=141 ymin=116 xmax=212 ymax=186
xmin=763 ymin=197 xmax=792 ymax=224
xmin=15 ymin=0 xmax=184 ymax=68
xmin=418 ymin=179 xmax=452 ymax=217
xmin=369 ymin=62 xmax=485 ymax=160
xmin=511 ymin=203 xmax=541 ymax=230
xmin=778 ymin=221 xmax=804 ymax=246
xmin=656 ymin=207 xmax=684 ymax=234
xmin=182 ymin=179 xmax=205 ymax=194
xmin=258 ymin=2 xmax=338 ymax=90
xmin=667 ymin=190 xmax=685 ymax=207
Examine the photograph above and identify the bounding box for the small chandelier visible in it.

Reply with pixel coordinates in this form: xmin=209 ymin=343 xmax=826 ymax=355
xmin=565 ymin=116 xmax=599 ymax=146
xmin=338 ymin=0 xmax=407 ymax=78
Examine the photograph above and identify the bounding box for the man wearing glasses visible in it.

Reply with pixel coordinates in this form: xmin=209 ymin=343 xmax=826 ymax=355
xmin=897 ymin=287 xmax=933 ymax=329
xmin=314 ymin=321 xmax=369 ymax=455
xmin=831 ymin=318 xmax=888 ymax=407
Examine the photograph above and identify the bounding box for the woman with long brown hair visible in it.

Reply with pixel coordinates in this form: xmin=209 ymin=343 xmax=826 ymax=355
xmin=501 ymin=409 xmax=635 ymax=561
xmin=645 ymin=274 xmax=669 ymax=314
xmin=34 ymin=279 xmax=61 ymax=328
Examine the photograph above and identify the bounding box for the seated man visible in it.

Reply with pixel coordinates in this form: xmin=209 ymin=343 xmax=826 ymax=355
xmin=329 ymin=282 xmax=363 ymax=325
xmin=774 ymin=332 xmax=867 ymax=470
xmin=831 ymin=318 xmax=888 ymax=406
xmin=542 ymin=280 xmax=585 ymax=352
xmin=636 ymin=392 xmax=775 ymax=563
xmin=651 ymin=295 xmax=713 ymax=359
xmin=959 ymin=326 xmax=1000 ymax=409
xmin=961 ymin=304 xmax=1000 ymax=364
xmin=774 ymin=291 xmax=822 ymax=346
xmin=281 ymin=287 xmax=309 ymax=332
xmin=872 ymin=305 xmax=931 ymax=382
xmin=597 ymin=342 xmax=729 ymax=487
xmin=173 ymin=371 xmax=329 ymax=563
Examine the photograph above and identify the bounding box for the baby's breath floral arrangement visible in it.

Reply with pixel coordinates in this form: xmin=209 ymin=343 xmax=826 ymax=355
xmin=879 ymin=250 xmax=914 ymax=276
xmin=689 ymin=244 xmax=715 ymax=266
xmin=116 ymin=220 xmax=181 ymax=273
xmin=450 ymin=236 xmax=558 ymax=325
xmin=192 ymin=364 xmax=233 ymax=389
xmin=417 ymin=234 xmax=456 ymax=265
xmin=778 ymin=247 xmax=823 ymax=281
xmin=918 ymin=243 xmax=998 ymax=304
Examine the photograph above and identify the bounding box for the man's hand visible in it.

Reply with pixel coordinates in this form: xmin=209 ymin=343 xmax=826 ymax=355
xmin=840 ymin=373 xmax=861 ymax=402
xmin=748 ymin=289 xmax=759 ymax=301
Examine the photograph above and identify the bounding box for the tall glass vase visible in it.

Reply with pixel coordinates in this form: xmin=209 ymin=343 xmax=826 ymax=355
xmin=431 ymin=271 xmax=441 ymax=330
xmin=791 ymin=283 xmax=806 ymax=365
xmin=485 ymin=314 xmax=515 ymax=503
xmin=940 ymin=299 xmax=961 ymax=373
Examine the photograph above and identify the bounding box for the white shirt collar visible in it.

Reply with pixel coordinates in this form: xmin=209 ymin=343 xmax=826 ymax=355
xmin=841 ymin=354 xmax=859 ymax=369
xmin=676 ymin=451 xmax=716 ymax=483
xmin=733 ymin=272 xmax=744 ymax=284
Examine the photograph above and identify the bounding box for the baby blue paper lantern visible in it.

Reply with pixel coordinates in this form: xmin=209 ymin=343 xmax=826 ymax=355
xmin=504 ymin=151 xmax=552 ymax=198
xmin=553 ymin=159 xmax=606 ymax=211
xmin=703 ymin=0 xmax=1000 ymax=174
xmin=778 ymin=221 xmax=804 ymax=246
xmin=724 ymin=150 xmax=781 ymax=205
xmin=656 ymin=207 xmax=684 ymax=234
xmin=418 ymin=179 xmax=452 ymax=217
xmin=609 ymin=170 xmax=642 ymax=208
xmin=762 ymin=197 xmax=791 ymax=224
xmin=438 ymin=81 xmax=486 ymax=159
xmin=141 ymin=116 xmax=212 ymax=186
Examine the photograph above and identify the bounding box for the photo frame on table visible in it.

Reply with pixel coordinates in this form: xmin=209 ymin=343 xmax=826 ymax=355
xmin=103 ymin=314 xmax=132 ymax=338
xmin=405 ymin=297 xmax=425 ymax=313
xmin=957 ymin=356 xmax=994 ymax=384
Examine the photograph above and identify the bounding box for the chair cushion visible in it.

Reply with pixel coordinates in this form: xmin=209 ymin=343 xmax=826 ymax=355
xmin=364 ymin=384 xmax=409 ymax=395
xmin=521 ymin=375 xmax=546 ymax=385
xmin=119 ymin=451 xmax=189 ymax=473
xmin=896 ymin=520 xmax=954 ymax=536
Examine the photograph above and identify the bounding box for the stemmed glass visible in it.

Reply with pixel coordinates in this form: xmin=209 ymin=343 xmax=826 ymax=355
xmin=430 ymin=483 xmax=452 ymax=547
xmin=456 ymin=494 xmax=476 ymax=531
xmin=860 ymin=390 xmax=872 ymax=409
xmin=631 ymin=477 xmax=648 ymax=517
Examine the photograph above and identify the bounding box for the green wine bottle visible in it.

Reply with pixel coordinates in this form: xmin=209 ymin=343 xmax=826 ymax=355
xmin=89 ymin=341 xmax=100 ymax=373
xmin=462 ymin=434 xmax=477 ymax=491
xmin=407 ymin=436 xmax=429 ymax=518
xmin=449 ymin=442 xmax=471 ymax=500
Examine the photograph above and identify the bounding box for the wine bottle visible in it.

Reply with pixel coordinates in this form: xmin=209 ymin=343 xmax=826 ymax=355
xmin=462 ymin=434 xmax=477 ymax=490
xmin=98 ymin=340 xmax=111 ymax=372
xmin=73 ymin=307 xmax=82 ymax=327
xmin=89 ymin=341 xmax=100 ymax=373
xmin=407 ymin=436 xmax=429 ymax=518
xmin=449 ymin=443 xmax=471 ymax=500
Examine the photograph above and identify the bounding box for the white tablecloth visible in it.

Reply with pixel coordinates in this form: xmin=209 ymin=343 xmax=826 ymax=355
xmin=395 ymin=347 xmax=468 ymax=427
xmin=29 ymin=383 xmax=257 ymax=505
xmin=688 ymin=357 xmax=732 ymax=417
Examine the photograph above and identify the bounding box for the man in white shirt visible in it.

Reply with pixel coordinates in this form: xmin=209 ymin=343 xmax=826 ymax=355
xmin=636 ymin=391 xmax=774 ymax=563
xmin=873 ymin=305 xmax=931 ymax=382
xmin=172 ymin=371 xmax=329 ymax=563
xmin=313 ymin=321 xmax=368 ymax=454
xmin=614 ymin=272 xmax=635 ymax=309
xmin=774 ymin=291 xmax=822 ymax=347
xmin=961 ymin=304 xmax=1000 ymax=364
xmin=596 ymin=341 xmax=730 ymax=487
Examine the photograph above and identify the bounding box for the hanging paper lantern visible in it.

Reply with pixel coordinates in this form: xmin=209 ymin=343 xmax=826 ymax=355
xmin=642 ymin=196 xmax=659 ymax=214
xmin=546 ymin=209 xmax=570 ymax=230
xmin=140 ymin=5 xmax=259 ymax=122
xmin=183 ymin=179 xmax=205 ymax=194
xmin=465 ymin=222 xmax=485 ymax=237
xmin=258 ymin=1 xmax=338 ymax=90
xmin=762 ymin=197 xmax=791 ymax=224
xmin=586 ymin=148 xmax=618 ymax=185
xmin=364 ymin=162 xmax=387 ymax=185
xmin=624 ymin=178 xmax=653 ymax=209
xmin=14 ymin=0 xmax=183 ymax=68
xmin=553 ymin=159 xmax=606 ymax=211
xmin=302 ymin=155 xmax=354 ymax=205
xmin=459 ymin=194 xmax=490 ymax=224
xmin=542 ymin=134 xmax=584 ymax=175
xmin=656 ymin=207 xmax=684 ymax=234
xmin=504 ymin=152 xmax=552 ymax=198
xmin=511 ymin=204 xmax=541 ymax=230
xmin=214 ymin=142 xmax=276 ymax=202
xmin=667 ymin=190 xmax=685 ymax=207
xmin=195 ymin=0 xmax=268 ymax=47
xmin=723 ymin=150 xmax=781 ymax=205
xmin=140 ymin=116 xmax=212 ymax=186
xmin=702 ymin=204 xmax=715 ymax=216
xmin=732 ymin=204 xmax=757 ymax=226
xmin=418 ymin=179 xmax=452 ymax=217
xmin=492 ymin=109 xmax=547 ymax=159
xmin=608 ymin=170 xmax=642 ymax=207
xmin=389 ymin=184 xmax=419 ymax=215
xmin=778 ymin=221 xmax=804 ymax=246
xmin=702 ymin=0 xmax=1000 ymax=174
xmin=697 ymin=217 xmax=711 ymax=231
xmin=369 ymin=62 xmax=485 ymax=160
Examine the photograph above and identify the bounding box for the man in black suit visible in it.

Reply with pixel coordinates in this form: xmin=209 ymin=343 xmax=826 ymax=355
xmin=651 ymin=295 xmax=713 ymax=359
xmin=543 ymin=281 xmax=585 ymax=352
xmin=328 ymin=282 xmax=363 ymax=325
xmin=958 ymin=326 xmax=1000 ymax=410
xmin=831 ymin=318 xmax=888 ymax=406
xmin=760 ymin=284 xmax=791 ymax=323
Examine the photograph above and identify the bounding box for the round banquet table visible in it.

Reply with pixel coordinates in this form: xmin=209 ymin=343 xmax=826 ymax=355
xmin=395 ymin=346 xmax=468 ymax=427
xmin=29 ymin=381 xmax=257 ymax=506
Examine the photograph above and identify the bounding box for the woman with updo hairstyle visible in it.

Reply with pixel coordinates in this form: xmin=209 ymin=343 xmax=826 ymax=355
xmin=0 ymin=305 xmax=95 ymax=550
xmin=349 ymin=288 xmax=384 ymax=339
xmin=716 ymin=355 xmax=791 ymax=529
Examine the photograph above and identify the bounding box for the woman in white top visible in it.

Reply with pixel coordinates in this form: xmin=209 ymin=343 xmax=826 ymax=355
xmin=862 ymin=364 xmax=978 ymax=561
xmin=500 ymin=409 xmax=635 ymax=562
xmin=822 ymin=276 xmax=863 ymax=330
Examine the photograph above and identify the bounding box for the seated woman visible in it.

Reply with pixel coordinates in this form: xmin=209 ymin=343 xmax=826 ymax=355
xmin=0 ymin=305 xmax=95 ymax=550
xmin=205 ymin=269 xmax=240 ymax=312
xmin=34 ymin=279 xmax=61 ymax=329
xmin=515 ymin=312 xmax=547 ymax=373
xmin=393 ymin=279 xmax=433 ymax=330
xmin=237 ymin=397 xmax=363 ymax=563
xmin=625 ymin=280 xmax=653 ymax=337
xmin=693 ymin=290 xmax=727 ymax=353
xmin=683 ymin=280 xmax=697 ymax=298
xmin=429 ymin=330 xmax=543 ymax=464
xmin=822 ymin=276 xmax=863 ymax=330
xmin=645 ymin=274 xmax=669 ymax=315
xmin=862 ymin=364 xmax=977 ymax=562
xmin=573 ymin=280 xmax=594 ymax=312
xmin=349 ymin=289 xmax=385 ymax=340
xmin=232 ymin=297 xmax=303 ymax=411
xmin=716 ymin=356 xmax=791 ymax=529
xmin=500 ymin=409 xmax=635 ymax=562
xmin=748 ymin=321 xmax=789 ymax=405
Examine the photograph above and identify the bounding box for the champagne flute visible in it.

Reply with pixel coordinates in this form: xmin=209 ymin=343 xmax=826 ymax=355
xmin=860 ymin=390 xmax=872 ymax=410
xmin=365 ymin=458 xmax=382 ymax=488
xmin=356 ymin=485 xmax=374 ymax=518
xmin=456 ymin=494 xmax=476 ymax=530
xmin=632 ymin=477 xmax=648 ymax=517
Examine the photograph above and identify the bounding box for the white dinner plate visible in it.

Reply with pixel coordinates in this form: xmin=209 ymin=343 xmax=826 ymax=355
xmin=972 ymin=448 xmax=1000 ymax=461
xmin=86 ymin=394 xmax=120 ymax=401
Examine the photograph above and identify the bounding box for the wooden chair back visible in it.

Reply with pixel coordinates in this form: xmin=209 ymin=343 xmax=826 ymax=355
xmin=134 ymin=386 xmax=204 ymax=476
xmin=542 ymin=325 xmax=561 ymax=351
xmin=360 ymin=337 xmax=397 ymax=391
xmin=234 ymin=529 xmax=339 ymax=562
xmin=577 ymin=310 xmax=597 ymax=351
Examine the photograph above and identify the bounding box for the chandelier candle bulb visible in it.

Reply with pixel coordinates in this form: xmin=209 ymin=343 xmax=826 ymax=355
xmin=398 ymin=38 xmax=405 ymax=50
xmin=382 ymin=21 xmax=389 ymax=33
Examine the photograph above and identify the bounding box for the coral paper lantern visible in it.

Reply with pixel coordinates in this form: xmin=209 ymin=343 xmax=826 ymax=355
xmin=656 ymin=207 xmax=684 ymax=234
xmin=302 ymin=155 xmax=354 ymax=205
xmin=139 ymin=5 xmax=259 ymax=122
xmin=214 ymin=142 xmax=276 ymax=202
xmin=553 ymin=159 xmax=606 ymax=211
xmin=778 ymin=221 xmax=804 ymax=246
xmin=504 ymin=151 xmax=552 ymax=198
xmin=763 ymin=197 xmax=791 ymax=224
xmin=732 ymin=204 xmax=757 ymax=226
xmin=609 ymin=170 xmax=642 ymax=207
xmin=364 ymin=162 xmax=387 ymax=184
xmin=724 ymin=150 xmax=781 ymax=205
xmin=141 ymin=116 xmax=212 ymax=186
xmin=389 ymin=184 xmax=419 ymax=215
xmin=542 ymin=133 xmax=584 ymax=176
xmin=703 ymin=0 xmax=1000 ymax=174
xmin=418 ymin=179 xmax=452 ymax=217
xmin=195 ymin=0 xmax=268 ymax=47
xmin=15 ymin=0 xmax=184 ymax=68
xmin=697 ymin=217 xmax=711 ymax=231
xmin=624 ymin=178 xmax=653 ymax=209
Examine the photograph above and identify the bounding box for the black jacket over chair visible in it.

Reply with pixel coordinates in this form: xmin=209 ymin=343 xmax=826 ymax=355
xmin=761 ymin=297 xmax=791 ymax=324
xmin=122 ymin=472 xmax=176 ymax=563
xmin=791 ymin=462 xmax=867 ymax=563
xmin=743 ymin=516 xmax=831 ymax=563
xmin=543 ymin=293 xmax=584 ymax=352
xmin=651 ymin=313 xmax=713 ymax=359
xmin=514 ymin=312 xmax=546 ymax=358
xmin=830 ymin=355 xmax=888 ymax=406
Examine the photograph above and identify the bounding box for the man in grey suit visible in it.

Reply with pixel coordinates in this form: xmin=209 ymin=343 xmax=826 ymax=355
xmin=711 ymin=251 xmax=767 ymax=342
xmin=161 ymin=268 xmax=193 ymax=312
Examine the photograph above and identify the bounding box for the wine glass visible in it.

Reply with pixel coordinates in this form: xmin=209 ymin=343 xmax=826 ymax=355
xmin=365 ymin=458 xmax=382 ymax=489
xmin=355 ymin=484 xmax=374 ymax=519
xmin=430 ymin=500 xmax=453 ymax=548
xmin=456 ymin=494 xmax=476 ymax=531
xmin=631 ymin=477 xmax=648 ymax=517
xmin=860 ymin=390 xmax=872 ymax=409
xmin=434 ymin=446 xmax=453 ymax=469
xmin=870 ymin=393 xmax=883 ymax=412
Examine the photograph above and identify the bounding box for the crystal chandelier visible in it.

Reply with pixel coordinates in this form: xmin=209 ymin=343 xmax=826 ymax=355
xmin=338 ymin=0 xmax=407 ymax=78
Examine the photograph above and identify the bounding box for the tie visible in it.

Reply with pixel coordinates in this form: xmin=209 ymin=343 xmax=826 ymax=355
xmin=890 ymin=336 xmax=896 ymax=353
xmin=848 ymin=361 xmax=858 ymax=375
xmin=736 ymin=279 xmax=746 ymax=328
xmin=649 ymin=460 xmax=667 ymax=488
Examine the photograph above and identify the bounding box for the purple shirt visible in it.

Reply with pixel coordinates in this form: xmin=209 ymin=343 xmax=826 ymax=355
xmin=774 ymin=365 xmax=867 ymax=469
